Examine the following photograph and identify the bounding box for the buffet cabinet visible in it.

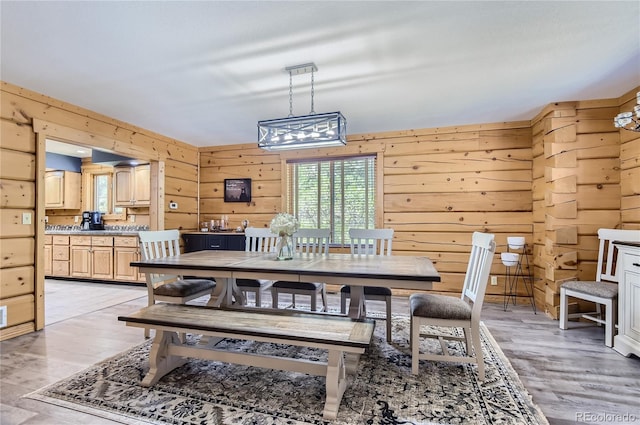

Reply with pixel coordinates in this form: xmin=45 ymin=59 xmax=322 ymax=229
xmin=182 ymin=232 xmax=246 ymax=253
xmin=613 ymin=242 xmax=640 ymax=358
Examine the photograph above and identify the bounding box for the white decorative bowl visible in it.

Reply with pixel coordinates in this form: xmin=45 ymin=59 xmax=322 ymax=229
xmin=507 ymin=236 xmax=525 ymax=250
xmin=501 ymin=252 xmax=519 ymax=267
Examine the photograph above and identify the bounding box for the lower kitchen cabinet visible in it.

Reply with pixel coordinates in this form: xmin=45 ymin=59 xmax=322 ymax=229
xmin=47 ymin=233 xmax=143 ymax=283
xmin=70 ymin=235 xmax=113 ymax=280
xmin=113 ymin=236 xmax=146 ymax=282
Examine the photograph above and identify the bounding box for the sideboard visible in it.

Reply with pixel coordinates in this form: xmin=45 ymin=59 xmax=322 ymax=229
xmin=182 ymin=232 xmax=246 ymax=252
xmin=613 ymin=241 xmax=640 ymax=358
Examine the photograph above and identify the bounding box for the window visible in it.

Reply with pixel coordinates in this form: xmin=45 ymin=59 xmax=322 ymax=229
xmin=287 ymin=155 xmax=376 ymax=245
xmin=84 ymin=169 xmax=124 ymax=218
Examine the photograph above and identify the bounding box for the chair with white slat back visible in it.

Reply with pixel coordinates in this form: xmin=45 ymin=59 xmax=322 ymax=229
xmin=340 ymin=228 xmax=394 ymax=342
xmin=138 ymin=230 xmax=216 ymax=338
xmin=236 ymin=227 xmax=278 ymax=307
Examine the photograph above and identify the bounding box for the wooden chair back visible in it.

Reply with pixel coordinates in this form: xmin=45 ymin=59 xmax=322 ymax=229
xmin=245 ymin=227 xmax=279 ymax=253
xmin=349 ymin=228 xmax=393 ymax=255
xmin=294 ymin=228 xmax=330 ymax=254
xmin=461 ymin=232 xmax=496 ymax=318
xmin=596 ymin=229 xmax=640 ymax=283
xmin=138 ymin=229 xmax=182 ymax=288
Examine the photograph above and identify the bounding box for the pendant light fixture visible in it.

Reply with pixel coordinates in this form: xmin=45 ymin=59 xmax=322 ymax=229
xmin=258 ymin=63 xmax=346 ymax=151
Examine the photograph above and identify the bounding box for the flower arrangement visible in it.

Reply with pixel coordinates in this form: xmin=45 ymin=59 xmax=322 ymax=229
xmin=269 ymin=212 xmax=299 ymax=237
xmin=270 ymin=213 xmax=299 ymax=260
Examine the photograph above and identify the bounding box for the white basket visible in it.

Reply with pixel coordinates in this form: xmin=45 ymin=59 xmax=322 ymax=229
xmin=507 ymin=236 xmax=525 ymax=250
xmin=501 ymin=252 xmax=519 ymax=267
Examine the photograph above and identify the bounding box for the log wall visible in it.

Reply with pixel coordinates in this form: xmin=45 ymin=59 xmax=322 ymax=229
xmin=532 ymin=86 xmax=640 ymax=319
xmin=0 ymin=81 xmax=199 ymax=341
xmin=200 ymin=122 xmax=535 ymax=302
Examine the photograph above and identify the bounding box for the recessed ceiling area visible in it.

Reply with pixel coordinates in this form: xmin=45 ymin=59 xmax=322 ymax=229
xmin=46 ymin=139 xmax=92 ymax=158
xmin=2 ymin=2 xmax=638 ymax=147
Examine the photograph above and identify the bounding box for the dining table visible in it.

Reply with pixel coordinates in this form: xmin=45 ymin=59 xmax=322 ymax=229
xmin=131 ymin=249 xmax=441 ymax=319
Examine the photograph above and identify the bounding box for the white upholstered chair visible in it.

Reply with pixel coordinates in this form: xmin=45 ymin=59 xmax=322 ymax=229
xmin=138 ymin=229 xmax=216 ymax=338
xmin=236 ymin=227 xmax=277 ymax=307
xmin=559 ymin=228 xmax=640 ymax=347
xmin=409 ymin=232 xmax=495 ymax=380
xmin=271 ymin=228 xmax=330 ymax=311
xmin=340 ymin=228 xmax=394 ymax=342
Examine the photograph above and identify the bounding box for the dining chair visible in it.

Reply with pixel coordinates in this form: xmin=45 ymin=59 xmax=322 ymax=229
xmin=236 ymin=227 xmax=278 ymax=307
xmin=340 ymin=228 xmax=394 ymax=342
xmin=409 ymin=232 xmax=495 ymax=380
xmin=138 ymin=229 xmax=216 ymax=338
xmin=271 ymin=228 xmax=330 ymax=311
xmin=559 ymin=228 xmax=640 ymax=347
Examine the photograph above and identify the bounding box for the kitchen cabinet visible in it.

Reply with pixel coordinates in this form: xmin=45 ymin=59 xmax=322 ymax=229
xmin=51 ymin=235 xmax=70 ymax=276
xmin=113 ymin=236 xmax=145 ymax=282
xmin=114 ymin=164 xmax=150 ymax=207
xmin=613 ymin=242 xmax=640 ymax=358
xmin=182 ymin=232 xmax=246 ymax=253
xmin=44 ymin=170 xmax=81 ymax=209
xmin=70 ymin=235 xmax=113 ymax=280
xmin=44 ymin=235 xmax=52 ymax=276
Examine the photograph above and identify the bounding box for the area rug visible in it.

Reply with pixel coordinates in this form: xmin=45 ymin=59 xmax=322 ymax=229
xmin=25 ymin=316 xmax=548 ymax=425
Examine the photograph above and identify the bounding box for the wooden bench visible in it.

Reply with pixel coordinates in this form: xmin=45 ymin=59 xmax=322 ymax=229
xmin=118 ymin=303 xmax=375 ymax=420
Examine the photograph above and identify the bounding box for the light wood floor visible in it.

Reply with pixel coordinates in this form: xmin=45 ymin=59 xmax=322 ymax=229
xmin=1 ymin=280 xmax=639 ymax=425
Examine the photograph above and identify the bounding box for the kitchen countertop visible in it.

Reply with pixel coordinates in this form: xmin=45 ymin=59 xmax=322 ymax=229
xmin=45 ymin=230 xmax=142 ymax=236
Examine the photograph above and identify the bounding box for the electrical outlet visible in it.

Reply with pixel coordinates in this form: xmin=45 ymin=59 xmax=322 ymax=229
xmin=490 ymin=275 xmax=498 ymax=286
xmin=169 ymin=201 xmax=178 ymax=210
xmin=22 ymin=212 xmax=32 ymax=225
xmin=74 ymin=215 xmax=79 ymax=223
xmin=129 ymin=215 xmax=136 ymax=223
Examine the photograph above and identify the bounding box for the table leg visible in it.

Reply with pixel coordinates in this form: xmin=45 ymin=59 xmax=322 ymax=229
xmin=323 ymin=350 xmax=347 ymax=420
xmin=347 ymin=286 xmax=365 ymax=319
xmin=141 ymin=330 xmax=187 ymax=387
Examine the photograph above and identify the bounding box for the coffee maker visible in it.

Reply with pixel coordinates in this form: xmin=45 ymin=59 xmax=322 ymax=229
xmin=82 ymin=211 xmax=104 ymax=230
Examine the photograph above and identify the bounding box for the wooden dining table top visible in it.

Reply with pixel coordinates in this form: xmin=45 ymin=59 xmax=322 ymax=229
xmin=131 ymin=250 xmax=441 ymax=288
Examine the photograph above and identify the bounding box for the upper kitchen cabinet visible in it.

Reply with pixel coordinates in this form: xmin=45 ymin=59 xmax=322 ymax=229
xmin=44 ymin=170 xmax=81 ymax=209
xmin=114 ymin=164 xmax=150 ymax=207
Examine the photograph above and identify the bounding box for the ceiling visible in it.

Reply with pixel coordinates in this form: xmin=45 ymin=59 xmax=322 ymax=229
xmin=2 ymin=1 xmax=638 ymax=148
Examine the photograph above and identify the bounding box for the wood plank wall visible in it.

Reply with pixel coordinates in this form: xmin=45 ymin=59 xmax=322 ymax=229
xmin=531 ymin=85 xmax=640 ymax=319
xmin=0 ymin=81 xmax=199 ymax=341
xmin=619 ymin=88 xmax=640 ymax=230
xmin=200 ymin=122 xmax=534 ymax=302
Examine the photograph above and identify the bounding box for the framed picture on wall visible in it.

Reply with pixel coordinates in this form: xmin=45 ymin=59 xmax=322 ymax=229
xmin=224 ymin=178 xmax=252 ymax=203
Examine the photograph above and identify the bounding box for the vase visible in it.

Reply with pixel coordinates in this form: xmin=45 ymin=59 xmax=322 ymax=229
xmin=276 ymin=233 xmax=294 ymax=260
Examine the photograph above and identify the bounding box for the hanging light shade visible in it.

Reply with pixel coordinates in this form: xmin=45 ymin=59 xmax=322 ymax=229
xmin=258 ymin=63 xmax=347 ymax=151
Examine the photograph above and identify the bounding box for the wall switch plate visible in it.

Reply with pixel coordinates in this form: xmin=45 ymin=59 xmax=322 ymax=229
xmin=491 ymin=276 xmax=498 ymax=286
xmin=22 ymin=212 xmax=32 ymax=225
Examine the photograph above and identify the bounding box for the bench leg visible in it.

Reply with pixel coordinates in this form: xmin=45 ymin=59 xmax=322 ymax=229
xmin=323 ymin=350 xmax=348 ymax=420
xmin=141 ymin=330 xmax=188 ymax=387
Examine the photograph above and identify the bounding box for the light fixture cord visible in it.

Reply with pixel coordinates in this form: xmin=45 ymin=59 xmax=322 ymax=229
xmin=288 ymin=70 xmax=294 ymax=117
xmin=310 ymin=67 xmax=315 ymax=114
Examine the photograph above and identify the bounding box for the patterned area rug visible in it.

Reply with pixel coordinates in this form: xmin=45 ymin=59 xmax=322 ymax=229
xmin=25 ymin=316 xmax=548 ymax=425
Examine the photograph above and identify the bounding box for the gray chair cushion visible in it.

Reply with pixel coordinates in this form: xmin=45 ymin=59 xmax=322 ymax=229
xmin=273 ymin=281 xmax=320 ymax=290
xmin=410 ymin=293 xmax=471 ymax=320
xmin=154 ymin=278 xmax=215 ymax=297
xmin=236 ymin=278 xmax=261 ymax=288
xmin=340 ymin=285 xmax=392 ymax=296
xmin=561 ymin=280 xmax=618 ymax=299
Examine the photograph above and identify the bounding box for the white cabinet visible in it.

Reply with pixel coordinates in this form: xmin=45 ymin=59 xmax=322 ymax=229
xmin=114 ymin=164 xmax=150 ymax=207
xmin=613 ymin=242 xmax=640 ymax=358
xmin=44 ymin=170 xmax=81 ymax=209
